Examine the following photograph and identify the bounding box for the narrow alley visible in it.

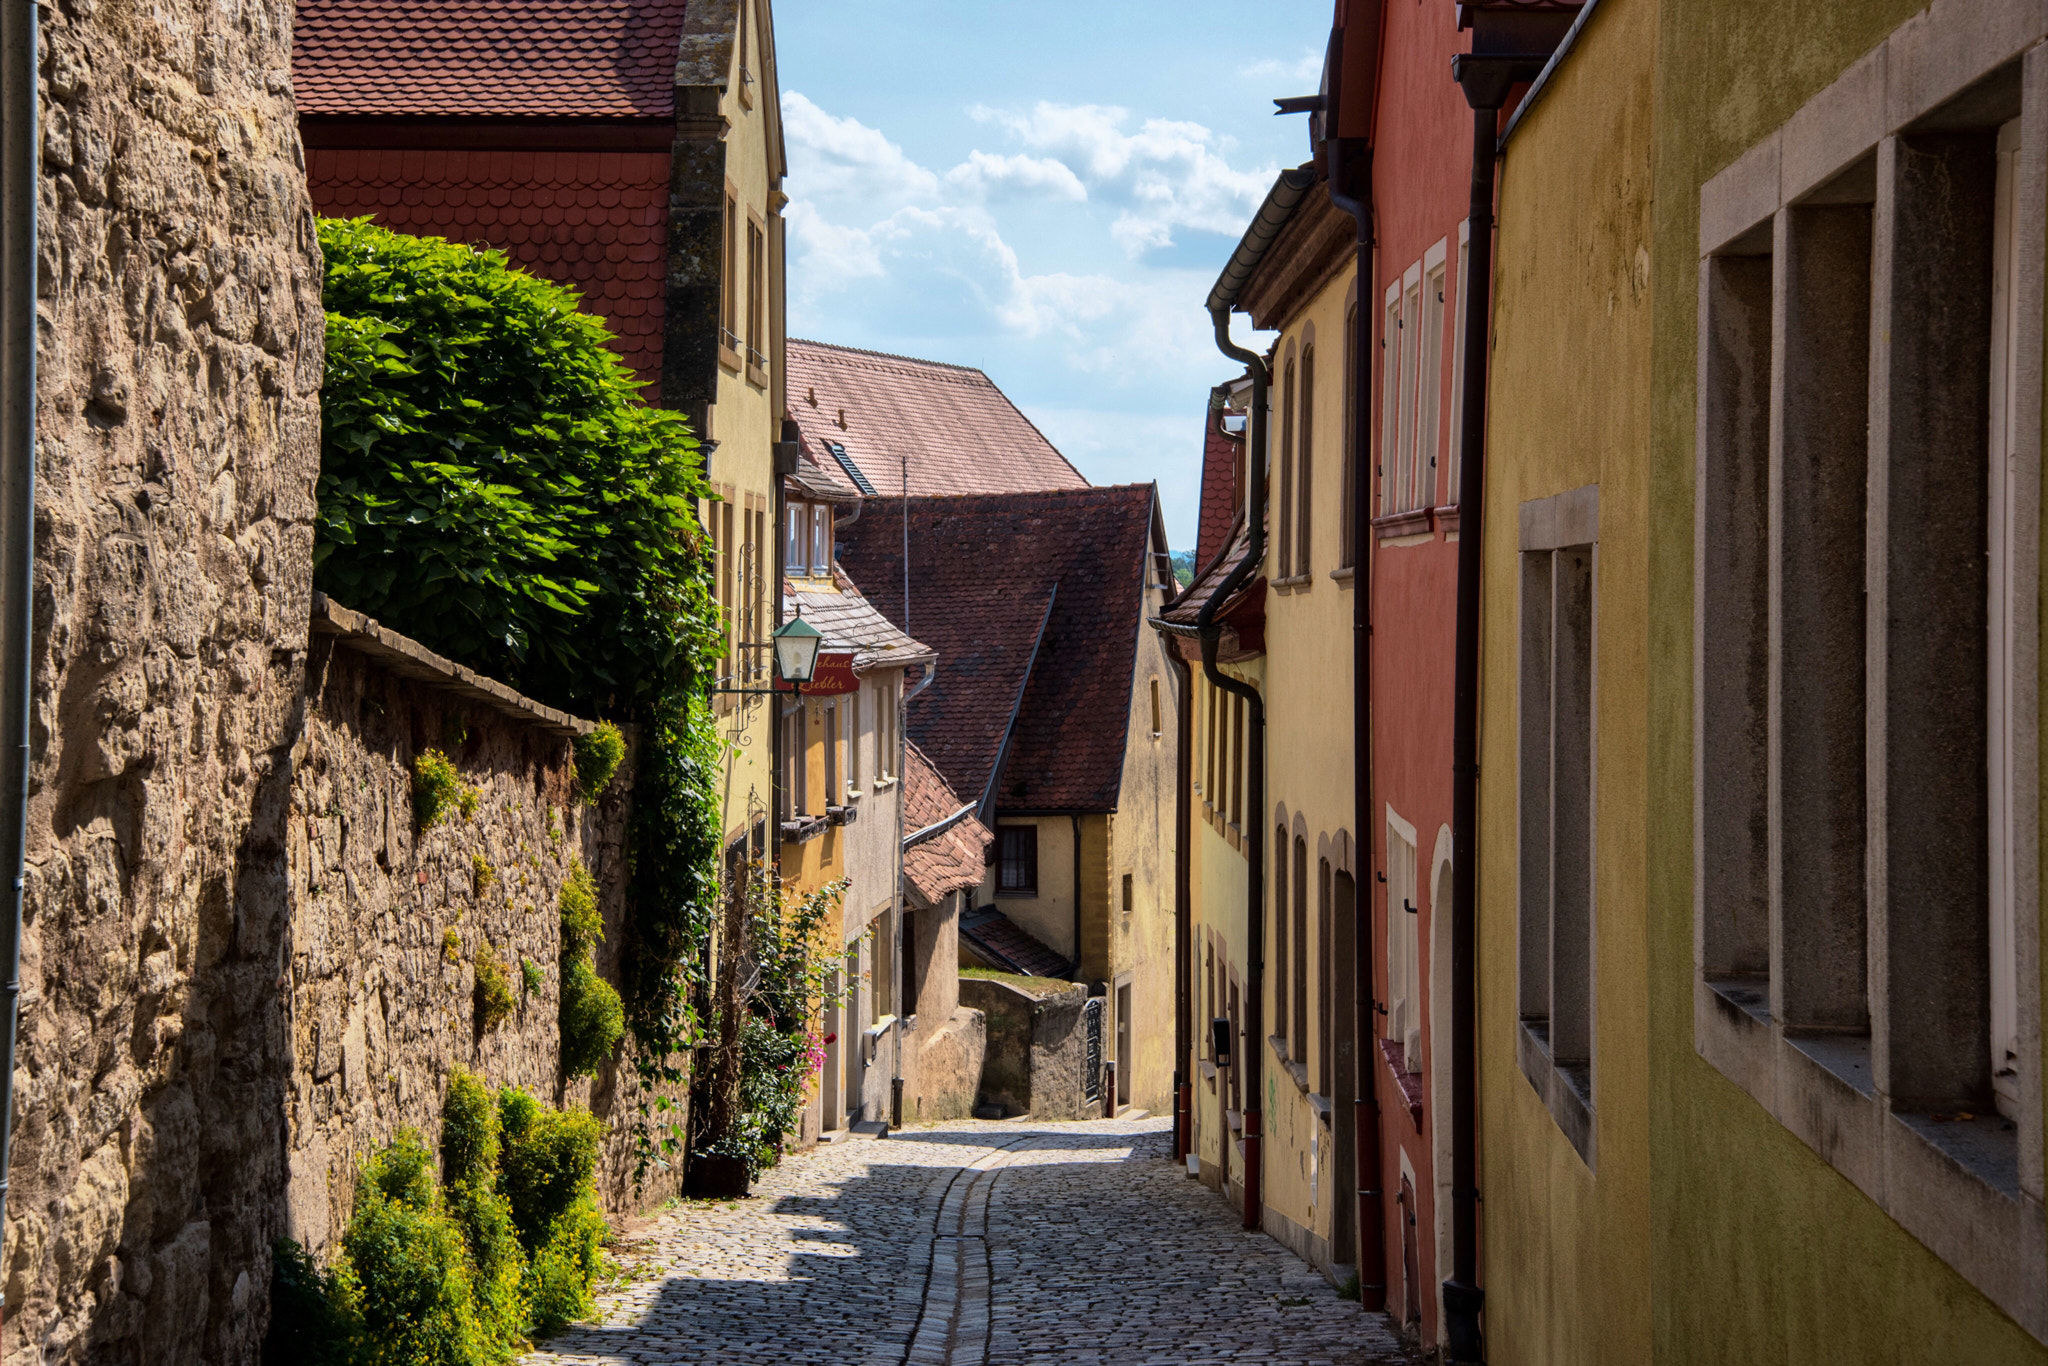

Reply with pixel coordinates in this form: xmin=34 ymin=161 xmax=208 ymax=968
xmin=524 ymin=1120 xmax=1410 ymax=1366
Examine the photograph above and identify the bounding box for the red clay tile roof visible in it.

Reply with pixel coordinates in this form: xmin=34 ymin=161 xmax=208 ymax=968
xmin=1196 ymin=416 xmax=1241 ymax=572
xmin=786 ymin=340 xmax=1088 ymax=498
xmin=836 ymin=485 xmax=1159 ymax=814
xmin=293 ymin=0 xmax=690 ymax=119
xmin=960 ymin=906 xmax=1071 ymax=978
xmin=783 ymin=584 xmax=935 ymax=675
xmin=306 ymin=148 xmax=671 ymax=386
xmin=1158 ymin=511 xmax=1265 ymax=662
xmin=901 ymin=740 xmax=991 ymax=905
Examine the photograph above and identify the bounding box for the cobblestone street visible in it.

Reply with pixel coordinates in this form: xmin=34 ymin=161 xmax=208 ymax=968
xmin=525 ymin=1118 xmax=1412 ymax=1365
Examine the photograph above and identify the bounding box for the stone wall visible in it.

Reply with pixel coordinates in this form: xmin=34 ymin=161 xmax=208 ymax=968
xmin=960 ymin=976 xmax=1092 ymax=1121
xmin=6 ymin=0 xmax=325 ymax=1354
xmin=283 ymin=600 xmax=675 ymax=1259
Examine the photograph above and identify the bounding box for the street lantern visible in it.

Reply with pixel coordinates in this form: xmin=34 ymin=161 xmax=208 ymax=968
xmin=771 ymin=610 xmax=823 ymax=685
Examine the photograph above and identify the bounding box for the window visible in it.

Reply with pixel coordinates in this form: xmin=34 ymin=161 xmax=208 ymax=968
xmin=901 ymin=908 xmax=919 ymax=1019
xmin=1318 ymin=858 xmax=1335 ymax=1097
xmin=997 ymin=826 xmax=1038 ymax=896
xmin=1149 ymin=677 xmax=1161 ymax=738
xmin=1449 ymin=224 xmax=1470 ymax=503
xmin=1229 ymin=692 xmax=1244 ymax=829
xmin=811 ymin=501 xmax=831 ymax=573
xmin=1385 ymin=809 xmax=1420 ymax=1073
xmin=870 ymin=918 xmax=892 ymax=1026
xmin=735 ymin=0 xmax=754 ymax=108
xmin=745 ymin=214 xmax=767 ymax=386
xmin=1341 ymin=301 xmax=1358 ymax=569
xmin=720 ymin=187 xmax=740 ymax=370
xmin=1419 ymin=262 xmax=1446 ymax=508
xmin=1204 ymin=940 xmax=1217 ymax=1062
xmin=780 ymin=701 xmax=807 ymax=821
xmin=846 ymin=684 xmax=862 ymax=793
xmin=1204 ymin=679 xmax=1218 ymax=804
xmin=1692 ymin=33 xmax=2046 ymax=1323
xmin=1380 ymin=286 xmax=1401 ymax=515
xmin=1297 ymin=344 xmax=1315 ymax=575
xmin=874 ymin=673 xmax=898 ymax=784
xmin=785 ymin=502 xmax=805 ymax=573
xmin=1518 ymin=487 xmax=1597 ymax=1160
xmin=1400 ymin=272 xmax=1422 ymax=511
xmin=1278 ymin=354 xmax=1296 ymax=579
xmin=1274 ymin=825 xmax=1290 ymax=1051
xmin=1121 ymin=872 xmax=1134 ymax=927
xmin=823 ymin=698 xmax=839 ymax=808
xmin=1292 ymin=834 xmax=1309 ymax=1062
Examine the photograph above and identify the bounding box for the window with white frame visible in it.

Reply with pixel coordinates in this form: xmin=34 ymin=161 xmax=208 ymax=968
xmin=1399 ymin=271 xmax=1422 ymax=510
xmin=1385 ymin=808 xmax=1420 ymax=1072
xmin=1518 ymin=485 xmax=1597 ymax=1162
xmin=1380 ymin=287 xmax=1402 ymax=515
xmin=846 ymin=683 xmax=863 ymax=795
xmin=1693 ymin=27 xmax=2045 ymax=1333
xmin=1419 ymin=257 xmax=1447 ymax=510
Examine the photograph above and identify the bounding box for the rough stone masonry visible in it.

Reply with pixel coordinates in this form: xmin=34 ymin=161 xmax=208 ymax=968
xmin=6 ymin=0 xmax=325 ymax=1354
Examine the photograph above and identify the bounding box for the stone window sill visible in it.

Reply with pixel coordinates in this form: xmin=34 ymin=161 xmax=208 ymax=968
xmin=1330 ymin=566 xmax=1356 ymax=586
xmin=1269 ymin=1035 xmax=1310 ymax=1093
xmin=1273 ymin=573 xmax=1313 ymax=593
xmin=1696 ymin=975 xmax=2043 ymax=1334
xmin=1200 ymin=1059 xmax=1219 ymax=1085
xmin=1379 ymin=1038 xmax=1426 ymax=1125
xmin=1373 ymin=508 xmax=1432 ymax=540
xmin=1517 ymin=1019 xmax=1594 ymax=1167
xmin=1308 ymin=1092 xmax=1333 ymax=1124
xmin=719 ymin=344 xmax=742 ymax=375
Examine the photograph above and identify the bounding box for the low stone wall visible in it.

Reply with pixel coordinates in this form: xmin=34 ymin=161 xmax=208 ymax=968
xmin=960 ymin=976 xmax=1092 ymax=1120
xmin=904 ymin=1008 xmax=986 ymax=1124
xmin=282 ymin=599 xmax=677 ymax=1259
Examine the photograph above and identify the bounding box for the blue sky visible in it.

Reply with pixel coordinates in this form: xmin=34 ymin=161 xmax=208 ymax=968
xmin=775 ymin=1 xmax=1332 ymax=550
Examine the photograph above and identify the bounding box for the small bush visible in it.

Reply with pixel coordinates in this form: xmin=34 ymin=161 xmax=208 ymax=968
xmin=524 ymin=1197 xmax=609 ymax=1335
xmin=559 ymin=957 xmax=624 ymax=1078
xmin=415 ymin=750 xmax=469 ymax=830
xmin=475 ymin=948 xmax=517 ymax=1034
xmin=342 ymin=1170 xmax=488 ymax=1366
xmin=473 ymin=852 xmax=496 ymax=897
xmin=442 ymin=928 xmax=463 ymax=965
xmin=441 ymin=1069 xmax=500 ymax=1185
xmin=497 ymin=1088 xmax=602 ymax=1254
xmin=521 ymin=956 xmax=544 ymax=996
xmin=572 ymin=722 xmax=625 ymax=805
xmin=369 ymin=1128 xmax=438 ymax=1208
xmin=557 ymin=861 xmax=601 ymax=955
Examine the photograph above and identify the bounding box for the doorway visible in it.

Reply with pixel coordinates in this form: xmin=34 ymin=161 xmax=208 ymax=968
xmin=822 ymin=968 xmax=842 ymax=1131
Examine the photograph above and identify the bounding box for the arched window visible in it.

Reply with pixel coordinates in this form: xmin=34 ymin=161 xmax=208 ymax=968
xmin=1278 ymin=355 xmax=1297 ymax=578
xmin=1298 ymin=345 xmax=1315 ymax=575
xmin=1293 ymin=834 xmax=1310 ymax=1056
xmin=1275 ymin=820 xmax=1291 ymax=1049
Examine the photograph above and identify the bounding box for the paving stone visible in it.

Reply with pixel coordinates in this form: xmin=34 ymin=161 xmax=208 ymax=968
xmin=523 ymin=1117 xmax=1414 ymax=1366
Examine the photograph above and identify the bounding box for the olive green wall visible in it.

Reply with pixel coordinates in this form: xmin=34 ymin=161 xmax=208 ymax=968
xmin=1479 ymin=2 xmax=1658 ymax=1361
xmin=1645 ymin=1 xmax=2048 ymax=1361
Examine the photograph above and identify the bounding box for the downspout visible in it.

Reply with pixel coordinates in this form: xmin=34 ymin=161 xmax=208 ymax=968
xmin=1200 ymin=303 xmax=1273 ymax=1233
xmin=889 ymin=451 xmax=911 ymax=1128
xmin=1070 ymin=813 xmax=1083 ymax=980
xmin=1168 ymin=646 xmax=1192 ymax=1163
xmin=0 ymin=0 xmax=34 ymax=1331
xmin=1443 ymin=56 xmax=1520 ymax=1365
xmin=1326 ymin=133 xmax=1387 ymax=1313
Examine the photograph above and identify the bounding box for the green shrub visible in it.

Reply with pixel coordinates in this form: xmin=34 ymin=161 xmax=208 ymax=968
xmin=497 ymin=1088 xmax=603 ymax=1254
xmin=441 ymin=1069 xmax=500 ymax=1186
xmin=573 ymin=722 xmax=626 ymax=805
xmin=442 ymin=928 xmax=463 ymax=965
xmin=557 ymin=861 xmax=601 ymax=955
xmin=524 ymin=1197 xmax=609 ymax=1335
xmin=474 ymin=948 xmax=516 ymax=1034
xmin=521 ymin=956 xmax=544 ymax=996
xmin=315 ymin=217 xmax=710 ymax=709
xmin=559 ymin=957 xmax=625 ymax=1078
xmin=472 ymin=852 xmax=495 ymax=897
xmin=369 ymin=1129 xmax=438 ymax=1208
xmin=415 ymin=750 xmax=471 ymax=830
xmin=341 ymin=1174 xmax=489 ymax=1366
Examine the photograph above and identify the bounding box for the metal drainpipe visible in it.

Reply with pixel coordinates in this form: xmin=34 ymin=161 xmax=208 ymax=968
xmin=0 ymin=0 xmax=34 ymax=1332
xmin=1168 ymin=647 xmax=1192 ymax=1163
xmin=1069 ymin=813 xmax=1083 ymax=981
xmin=1199 ymin=303 xmax=1269 ymax=1233
xmin=1443 ymin=71 xmax=1506 ymax=1366
xmin=889 ymin=453 xmax=912 ymax=1130
xmin=1325 ymin=136 xmax=1387 ymax=1312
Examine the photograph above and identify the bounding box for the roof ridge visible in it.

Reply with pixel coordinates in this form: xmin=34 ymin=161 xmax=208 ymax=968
xmin=788 ymin=337 xmax=991 ymax=376
xmin=858 ymin=483 xmax=1154 ymax=505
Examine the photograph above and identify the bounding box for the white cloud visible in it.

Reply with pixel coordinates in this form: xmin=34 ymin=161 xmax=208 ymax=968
xmin=943 ymin=151 xmax=1087 ymax=203
xmin=1243 ymin=48 xmax=1326 ymax=88
xmin=969 ymin=102 xmax=1272 ymax=256
xmin=783 ymin=91 xmax=938 ymax=206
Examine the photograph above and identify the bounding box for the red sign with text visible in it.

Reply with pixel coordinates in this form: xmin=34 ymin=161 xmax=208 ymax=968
xmin=774 ymin=650 xmax=858 ymax=695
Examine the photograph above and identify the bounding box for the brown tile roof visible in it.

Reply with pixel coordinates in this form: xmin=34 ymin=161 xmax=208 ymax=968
xmin=901 ymin=740 xmax=990 ymax=905
xmin=959 ymin=906 xmax=1071 ymax=978
xmin=836 ymin=485 xmax=1160 ymax=814
xmin=306 ymin=148 xmax=671 ymax=386
xmin=293 ymin=0 xmax=690 ymax=119
xmin=1196 ymin=416 xmax=1241 ymax=572
xmin=786 ymin=440 xmax=862 ymax=504
xmin=783 ymin=584 xmax=935 ymax=675
xmin=785 ymin=340 xmax=1088 ymax=498
xmin=1157 ymin=512 xmax=1265 ymax=662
